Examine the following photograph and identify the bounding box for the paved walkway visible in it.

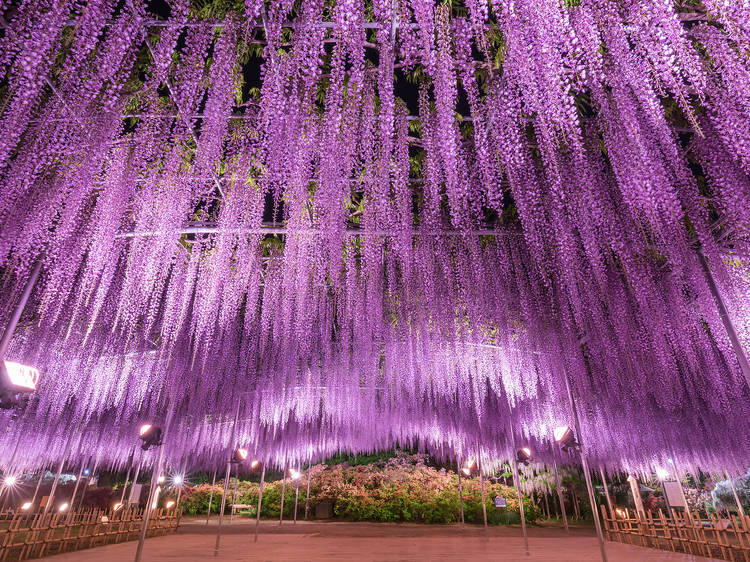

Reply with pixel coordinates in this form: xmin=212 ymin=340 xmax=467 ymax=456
xmin=49 ymin=519 xmax=708 ymax=561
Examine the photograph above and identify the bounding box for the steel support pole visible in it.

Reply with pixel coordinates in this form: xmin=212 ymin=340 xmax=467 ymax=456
xmin=31 ymin=468 xmax=45 ymax=508
xmin=279 ymin=463 xmax=287 ymax=525
xmin=599 ymin=467 xmax=614 ymax=518
xmin=697 ymin=251 xmax=750 ymax=390
xmin=478 ymin=453 xmax=488 ymax=530
xmin=77 ymin=455 xmax=99 ymax=511
xmin=213 ymin=461 xmax=232 ymax=556
xmin=726 ymin=471 xmax=746 ymax=519
xmin=552 ymin=456 xmax=568 ymax=532
xmin=44 ymin=431 xmax=74 ymax=515
xmin=120 ymin=464 xmax=132 ymax=505
xmin=66 ymin=463 xmax=84 ymax=522
xmin=229 ymin=466 xmax=238 ymax=524
xmin=254 ymin=465 xmax=265 ymax=542
xmin=457 ymin=459 xmax=465 ymax=524
xmin=304 ymin=463 xmax=311 ymax=520
xmin=507 ymin=420 xmax=529 ymax=556
xmin=564 ymin=374 xmax=608 ymax=562
xmin=0 ymin=260 xmax=42 ymax=360
xmin=206 ymin=468 xmax=217 ymax=524
xmin=293 ymin=475 xmax=300 ymax=524
xmin=127 ymin=463 xmax=141 ymax=506
xmin=214 ymin=400 xmax=240 ymax=556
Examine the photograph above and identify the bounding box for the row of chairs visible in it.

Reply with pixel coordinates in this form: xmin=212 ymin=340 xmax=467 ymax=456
xmin=0 ymin=506 xmax=180 ymax=561
xmin=600 ymin=504 xmax=750 ymax=561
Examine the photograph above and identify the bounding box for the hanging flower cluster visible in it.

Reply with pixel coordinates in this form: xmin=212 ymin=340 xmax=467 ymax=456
xmin=0 ymin=0 xmax=748 ymax=477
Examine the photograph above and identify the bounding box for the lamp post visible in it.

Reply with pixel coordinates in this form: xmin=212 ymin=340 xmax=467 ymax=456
xmin=134 ymin=406 xmax=174 ymax=562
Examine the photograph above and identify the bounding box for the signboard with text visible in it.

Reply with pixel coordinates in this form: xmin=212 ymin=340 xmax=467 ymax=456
xmin=494 ymin=497 xmax=507 ymax=508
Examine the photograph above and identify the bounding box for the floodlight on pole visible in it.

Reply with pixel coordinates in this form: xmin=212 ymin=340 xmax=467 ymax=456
xmin=516 ymin=447 xmax=532 ymax=466
xmin=232 ymin=448 xmax=248 ymax=464
xmin=138 ymin=424 xmax=163 ymax=450
xmin=0 ymin=360 xmax=40 ymax=409
xmin=553 ymin=426 xmax=579 ymax=453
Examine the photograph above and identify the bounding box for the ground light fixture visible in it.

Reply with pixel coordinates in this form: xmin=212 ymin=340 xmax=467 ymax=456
xmin=172 ymin=475 xmax=184 ymax=486
xmin=166 ymin=501 xmax=175 ymax=509
xmin=554 ymin=426 xmax=579 ymax=453
xmin=21 ymin=502 xmax=32 ymax=510
xmin=58 ymin=503 xmax=69 ymax=512
xmin=289 ymin=468 xmax=301 ymax=480
xmin=0 ymin=360 xmax=40 ymax=409
xmin=157 ymin=475 xmax=166 ymax=484
xmin=516 ymin=447 xmax=532 ymax=466
xmin=461 ymin=460 xmax=476 ymax=476
xmin=113 ymin=503 xmax=123 ymax=511
xmin=250 ymin=460 xmax=260 ymax=469
xmin=3 ymin=475 xmax=17 ymax=487
xmin=138 ymin=424 xmax=163 ymax=451
xmin=232 ymin=448 xmax=248 ymax=463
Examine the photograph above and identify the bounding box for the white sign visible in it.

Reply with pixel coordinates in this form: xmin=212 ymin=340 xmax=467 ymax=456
xmin=129 ymin=483 xmax=143 ymax=504
xmin=663 ymin=481 xmax=687 ymax=508
xmin=494 ymin=497 xmax=507 ymax=508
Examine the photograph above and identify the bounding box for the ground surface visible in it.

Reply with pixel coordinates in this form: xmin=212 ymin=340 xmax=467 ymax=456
xmin=48 ymin=517 xmax=708 ymax=561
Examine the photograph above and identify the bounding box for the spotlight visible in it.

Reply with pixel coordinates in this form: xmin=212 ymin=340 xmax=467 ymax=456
xmin=516 ymin=447 xmax=532 ymax=466
xmin=250 ymin=460 xmax=260 ymax=469
xmin=59 ymin=503 xmax=69 ymax=512
xmin=3 ymin=475 xmax=17 ymax=487
xmin=83 ymin=469 xmax=90 ymax=476
xmin=21 ymin=502 xmax=32 ymax=510
xmin=157 ymin=475 xmax=166 ymax=484
xmin=113 ymin=503 xmax=123 ymax=511
xmin=172 ymin=475 xmax=183 ymax=486
xmin=166 ymin=500 xmax=175 ymax=509
xmin=461 ymin=460 xmax=476 ymax=476
xmin=232 ymin=448 xmax=248 ymax=464
xmin=656 ymin=467 xmax=670 ymax=480
xmin=0 ymin=360 xmax=40 ymax=409
xmin=138 ymin=424 xmax=162 ymax=451
xmin=553 ymin=426 xmax=579 ymax=452
xmin=289 ymin=468 xmax=301 ymax=480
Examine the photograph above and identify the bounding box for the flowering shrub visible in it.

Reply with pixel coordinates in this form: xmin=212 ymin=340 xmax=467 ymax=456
xmin=177 ymin=455 xmax=540 ymax=525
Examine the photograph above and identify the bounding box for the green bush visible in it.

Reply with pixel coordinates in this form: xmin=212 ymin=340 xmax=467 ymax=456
xmin=177 ymin=454 xmax=541 ymax=525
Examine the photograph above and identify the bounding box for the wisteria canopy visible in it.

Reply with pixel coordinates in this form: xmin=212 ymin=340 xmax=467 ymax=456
xmin=0 ymin=0 xmax=748 ymax=479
